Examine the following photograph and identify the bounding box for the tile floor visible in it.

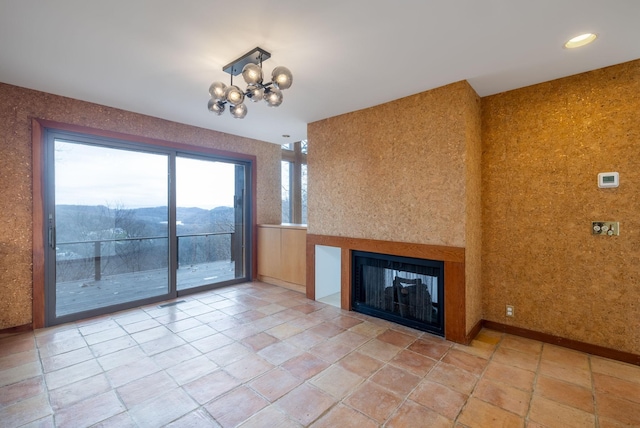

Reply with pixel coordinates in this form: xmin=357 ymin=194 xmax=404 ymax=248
xmin=1 ymin=282 xmax=639 ymax=427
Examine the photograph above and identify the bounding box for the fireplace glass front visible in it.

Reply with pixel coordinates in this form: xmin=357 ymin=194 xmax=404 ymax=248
xmin=352 ymin=251 xmax=444 ymax=336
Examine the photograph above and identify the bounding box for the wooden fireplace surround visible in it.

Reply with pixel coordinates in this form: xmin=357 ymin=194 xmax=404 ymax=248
xmin=306 ymin=234 xmax=469 ymax=344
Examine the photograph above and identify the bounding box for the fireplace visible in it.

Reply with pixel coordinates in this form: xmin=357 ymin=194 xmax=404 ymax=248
xmin=352 ymin=251 xmax=444 ymax=336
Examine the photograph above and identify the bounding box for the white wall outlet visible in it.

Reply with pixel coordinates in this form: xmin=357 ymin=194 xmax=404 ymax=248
xmin=506 ymin=305 xmax=514 ymax=317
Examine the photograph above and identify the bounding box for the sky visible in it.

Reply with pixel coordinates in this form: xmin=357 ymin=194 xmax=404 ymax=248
xmin=54 ymin=140 xmax=236 ymax=210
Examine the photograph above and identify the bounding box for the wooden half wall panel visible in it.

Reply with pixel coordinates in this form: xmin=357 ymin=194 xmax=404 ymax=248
xmin=257 ymin=224 xmax=306 ymax=293
xmin=444 ymin=261 xmax=466 ymax=344
xmin=257 ymin=226 xmax=281 ymax=278
xmin=280 ymin=227 xmax=307 ymax=285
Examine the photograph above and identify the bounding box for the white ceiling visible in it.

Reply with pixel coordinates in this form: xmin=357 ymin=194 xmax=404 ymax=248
xmin=1 ymin=1 xmax=639 ymax=145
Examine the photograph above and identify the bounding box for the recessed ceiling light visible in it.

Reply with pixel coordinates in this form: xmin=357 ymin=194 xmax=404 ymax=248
xmin=564 ymin=33 xmax=597 ymax=49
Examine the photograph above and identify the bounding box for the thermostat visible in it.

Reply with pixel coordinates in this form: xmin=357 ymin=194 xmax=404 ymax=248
xmin=598 ymin=172 xmax=619 ymax=188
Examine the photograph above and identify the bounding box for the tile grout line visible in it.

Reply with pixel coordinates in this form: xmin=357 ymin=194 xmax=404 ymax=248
xmin=382 ymin=335 xmax=455 ymax=426
xmin=451 ymin=330 xmax=504 ymax=427
xmin=268 ymin=315 xmax=439 ymax=426
xmin=589 ymin=355 xmax=600 ymax=428
xmin=34 ymin=331 xmax=55 ymax=427
xmin=168 ymin=293 xmax=336 ymax=426
xmin=348 ymin=329 xmax=444 ymax=426
xmin=48 ymin=319 xmax=132 ymax=427
xmin=293 ymin=315 xmax=403 ymax=426
xmin=524 ymin=338 xmax=545 ymax=426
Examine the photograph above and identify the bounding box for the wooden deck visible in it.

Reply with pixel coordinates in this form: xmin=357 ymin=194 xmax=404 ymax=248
xmin=56 ymin=261 xmax=236 ymax=316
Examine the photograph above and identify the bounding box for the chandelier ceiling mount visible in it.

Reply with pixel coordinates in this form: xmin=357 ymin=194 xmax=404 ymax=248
xmin=208 ymin=47 xmax=293 ymax=119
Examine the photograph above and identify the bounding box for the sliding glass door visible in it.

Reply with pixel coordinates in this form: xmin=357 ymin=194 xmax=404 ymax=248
xmin=44 ymin=130 xmax=251 ymax=326
xmin=175 ymin=156 xmax=246 ymax=291
xmin=50 ymin=139 xmax=170 ymax=321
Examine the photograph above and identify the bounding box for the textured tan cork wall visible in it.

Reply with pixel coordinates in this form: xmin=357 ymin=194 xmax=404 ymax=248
xmin=463 ymin=87 xmax=483 ymax=332
xmin=0 ymin=83 xmax=282 ymax=330
xmin=482 ymin=59 xmax=640 ymax=355
xmin=308 ymin=81 xmax=479 ymax=248
xmin=308 ymin=81 xmax=483 ymax=333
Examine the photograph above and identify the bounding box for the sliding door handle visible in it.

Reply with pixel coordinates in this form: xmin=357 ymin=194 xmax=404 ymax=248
xmin=48 ymin=214 xmax=56 ymax=249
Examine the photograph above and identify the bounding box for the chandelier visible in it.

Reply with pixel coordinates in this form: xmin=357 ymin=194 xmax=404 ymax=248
xmin=208 ymin=47 xmax=293 ymax=119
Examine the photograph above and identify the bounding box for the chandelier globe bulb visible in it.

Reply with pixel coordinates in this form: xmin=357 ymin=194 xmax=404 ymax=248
xmin=230 ymin=103 xmax=248 ymax=119
xmin=209 ymin=81 xmax=227 ymax=101
xmin=271 ymin=66 xmax=293 ymax=90
xmin=242 ymin=63 xmax=263 ymax=85
xmin=247 ymin=84 xmax=264 ymax=102
xmin=208 ymin=99 xmax=225 ymax=115
xmin=225 ymin=85 xmax=245 ymax=106
xmin=264 ymin=87 xmax=283 ymax=107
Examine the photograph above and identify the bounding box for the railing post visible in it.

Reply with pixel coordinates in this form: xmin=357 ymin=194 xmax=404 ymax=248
xmin=230 ymin=232 xmax=235 ymax=263
xmin=94 ymin=241 xmax=101 ymax=281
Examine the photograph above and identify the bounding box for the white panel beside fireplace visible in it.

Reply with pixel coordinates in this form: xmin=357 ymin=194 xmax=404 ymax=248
xmin=315 ymin=245 xmax=341 ymax=302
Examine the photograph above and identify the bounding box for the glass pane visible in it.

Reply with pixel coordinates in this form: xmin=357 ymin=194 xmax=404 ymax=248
xmin=352 ymin=251 xmax=444 ymax=336
xmin=301 ymin=163 xmax=308 ymax=224
xmin=301 ymin=139 xmax=308 ymax=154
xmin=54 ymin=140 xmax=169 ymax=317
xmin=176 ymin=157 xmax=243 ymax=290
xmin=281 ymin=160 xmax=291 ymax=223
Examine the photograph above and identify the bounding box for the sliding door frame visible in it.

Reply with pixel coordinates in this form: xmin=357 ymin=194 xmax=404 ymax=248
xmin=32 ymin=119 xmax=257 ymax=328
xmin=45 ymin=131 xmax=174 ymax=326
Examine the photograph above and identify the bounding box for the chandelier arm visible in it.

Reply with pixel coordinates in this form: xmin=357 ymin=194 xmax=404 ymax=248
xmin=243 ymin=81 xmax=274 ymax=97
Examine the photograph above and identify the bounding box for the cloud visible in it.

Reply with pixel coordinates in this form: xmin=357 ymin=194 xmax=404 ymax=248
xmin=55 ymin=140 xmax=236 ymax=209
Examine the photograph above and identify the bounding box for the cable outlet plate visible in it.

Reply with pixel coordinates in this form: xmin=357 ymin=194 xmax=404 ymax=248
xmin=592 ymin=221 xmax=619 ymax=236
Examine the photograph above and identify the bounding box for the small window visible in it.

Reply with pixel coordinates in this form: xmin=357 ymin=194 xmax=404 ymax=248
xmin=281 ymin=160 xmax=292 ymax=223
xmin=281 ymin=140 xmax=307 ymax=224
xmin=301 ymin=163 xmax=307 ymax=224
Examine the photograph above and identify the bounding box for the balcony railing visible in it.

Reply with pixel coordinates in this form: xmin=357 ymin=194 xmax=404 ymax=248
xmin=57 ymin=232 xmax=236 ymax=282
